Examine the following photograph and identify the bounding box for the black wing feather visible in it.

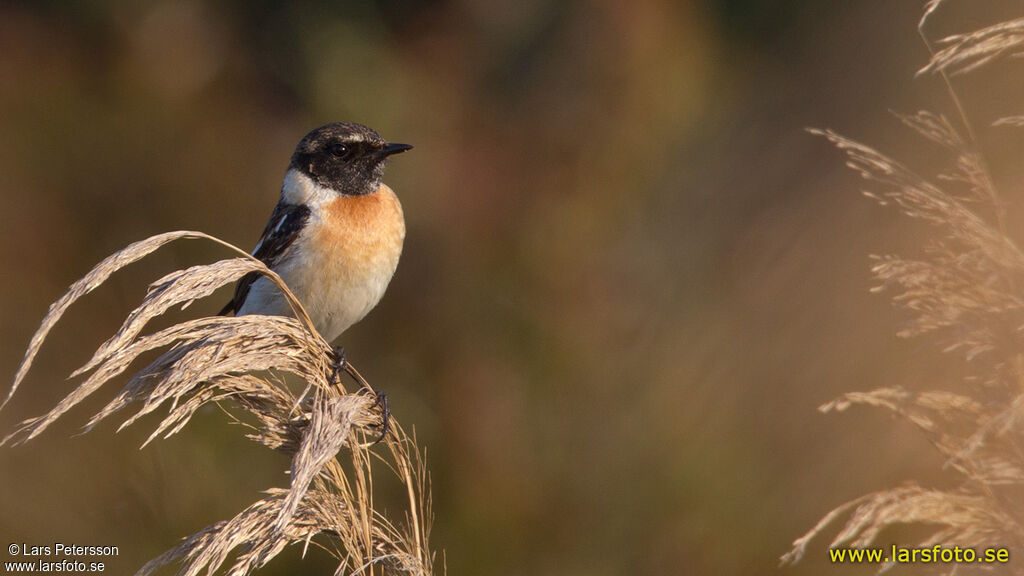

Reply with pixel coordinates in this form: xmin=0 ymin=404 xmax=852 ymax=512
xmin=219 ymin=202 xmax=311 ymax=316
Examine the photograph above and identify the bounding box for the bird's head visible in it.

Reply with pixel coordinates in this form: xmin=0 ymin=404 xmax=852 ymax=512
xmin=290 ymin=122 xmax=412 ymax=196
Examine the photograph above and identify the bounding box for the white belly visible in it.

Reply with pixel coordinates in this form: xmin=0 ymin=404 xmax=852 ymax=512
xmin=239 ymin=253 xmax=396 ymax=341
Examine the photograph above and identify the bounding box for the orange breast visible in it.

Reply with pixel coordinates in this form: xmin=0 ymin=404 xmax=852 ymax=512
xmin=315 ymin=184 xmax=405 ymax=272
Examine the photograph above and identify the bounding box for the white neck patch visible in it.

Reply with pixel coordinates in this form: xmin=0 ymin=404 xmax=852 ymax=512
xmin=281 ymin=169 xmax=337 ymax=207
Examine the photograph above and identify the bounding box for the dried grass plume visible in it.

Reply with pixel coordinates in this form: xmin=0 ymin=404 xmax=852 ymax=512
xmin=784 ymin=3 xmax=1024 ymax=573
xmin=2 ymin=230 xmax=435 ymax=576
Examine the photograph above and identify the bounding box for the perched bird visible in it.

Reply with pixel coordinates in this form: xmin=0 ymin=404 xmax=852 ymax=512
xmin=221 ymin=122 xmax=411 ymax=353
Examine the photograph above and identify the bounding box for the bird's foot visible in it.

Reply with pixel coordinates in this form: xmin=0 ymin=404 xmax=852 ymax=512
xmin=370 ymin=389 xmax=391 ymax=445
xmin=329 ymin=346 xmax=348 ymax=391
xmin=329 ymin=346 xmax=389 ymax=444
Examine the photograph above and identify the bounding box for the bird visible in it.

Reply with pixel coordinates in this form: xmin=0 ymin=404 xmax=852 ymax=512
xmin=220 ymin=122 xmax=411 ymax=379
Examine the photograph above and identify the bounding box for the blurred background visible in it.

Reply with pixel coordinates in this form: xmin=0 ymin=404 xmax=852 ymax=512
xmin=3 ymin=0 xmax=1024 ymax=574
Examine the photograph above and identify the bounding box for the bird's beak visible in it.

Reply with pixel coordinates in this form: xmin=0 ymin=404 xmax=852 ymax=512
xmin=380 ymin=142 xmax=413 ymax=158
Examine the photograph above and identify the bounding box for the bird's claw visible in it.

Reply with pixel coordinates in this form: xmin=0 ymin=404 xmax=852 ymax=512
xmin=371 ymin=390 xmax=390 ymax=444
xmin=329 ymin=346 xmax=389 ymax=444
xmin=329 ymin=346 xmax=347 ymax=391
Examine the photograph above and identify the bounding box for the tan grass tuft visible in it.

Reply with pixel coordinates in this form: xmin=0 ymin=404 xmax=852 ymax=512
xmin=2 ymin=231 xmax=435 ymax=576
xmin=918 ymin=18 xmax=1024 ymax=77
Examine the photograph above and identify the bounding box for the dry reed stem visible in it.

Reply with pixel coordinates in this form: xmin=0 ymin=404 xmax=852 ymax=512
xmin=1 ymin=231 xmax=435 ymax=576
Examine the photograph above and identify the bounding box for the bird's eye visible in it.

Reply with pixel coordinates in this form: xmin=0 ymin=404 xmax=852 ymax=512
xmin=328 ymin=143 xmax=348 ymax=157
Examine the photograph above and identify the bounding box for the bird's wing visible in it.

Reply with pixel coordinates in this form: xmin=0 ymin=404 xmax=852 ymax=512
xmin=219 ymin=202 xmax=311 ymax=315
